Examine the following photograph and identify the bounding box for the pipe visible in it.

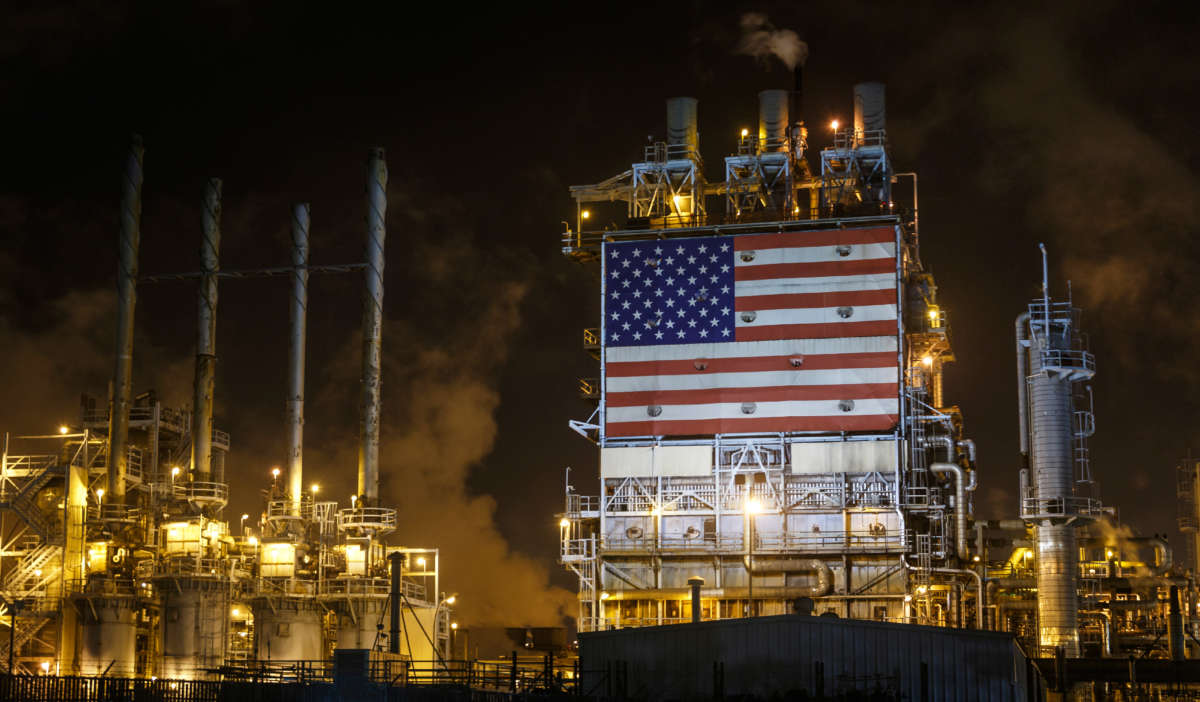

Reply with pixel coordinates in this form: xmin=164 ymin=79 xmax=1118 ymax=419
xmin=287 ymin=204 xmax=310 ymax=514
xmin=748 ymin=558 xmax=833 ymax=596
xmin=1015 ymin=312 xmax=1030 ymax=461
xmin=192 ymin=178 xmax=221 ymax=483
xmin=688 ymin=577 xmax=704 ymax=623
xmin=107 ymin=135 xmax=143 ymax=506
xmin=930 ymin=463 xmax=969 ymax=561
xmin=1170 ymin=585 xmax=1186 ymax=661
xmin=902 ymin=555 xmax=985 ymax=629
xmin=958 ymin=439 xmax=977 ymax=466
xmin=388 ymin=551 xmax=404 ymax=655
xmin=358 ymin=149 xmax=387 ymax=503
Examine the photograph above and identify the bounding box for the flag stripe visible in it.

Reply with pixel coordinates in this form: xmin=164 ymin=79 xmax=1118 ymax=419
xmin=736 ymin=304 xmax=897 ymax=327
xmin=736 ymin=242 xmax=895 ymax=267
xmin=734 ymin=258 xmax=896 ymax=281
xmin=605 ymin=337 xmax=897 ymax=363
xmin=606 ymin=415 xmax=900 ymax=437
xmin=733 ymin=227 xmax=895 ymax=251
xmin=736 ymin=273 xmax=895 ymax=296
xmin=736 ymin=288 xmax=895 ymax=311
xmin=605 ymin=350 xmax=897 ymax=377
xmin=736 ymin=320 xmax=897 ymax=341
xmin=607 ymin=367 xmax=899 ymax=393
xmin=607 ymin=383 xmax=898 ymax=407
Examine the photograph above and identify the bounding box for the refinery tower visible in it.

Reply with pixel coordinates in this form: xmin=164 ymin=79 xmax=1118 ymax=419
xmin=557 ymin=74 xmax=1187 ymax=660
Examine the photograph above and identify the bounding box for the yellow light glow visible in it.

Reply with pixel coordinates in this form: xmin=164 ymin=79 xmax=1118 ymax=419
xmin=745 ymin=498 xmax=763 ymax=514
xmin=921 ymin=355 xmax=933 ymax=367
xmin=33 ymin=569 xmax=41 ymax=577
xmin=916 ymin=585 xmax=928 ymax=594
xmin=232 ymin=607 xmax=240 ymax=617
xmin=239 ymin=631 xmax=247 ymax=637
xmin=271 ymin=467 xmax=280 ymax=478
xmin=417 ymin=556 xmax=427 ymax=568
xmin=451 ymin=622 xmax=458 ymax=630
xmin=241 ymin=513 xmax=249 ymax=521
xmin=248 ymin=536 xmax=258 ymax=546
xmin=581 ymin=210 xmax=591 ymax=219
xmin=96 ymin=488 xmax=105 ymax=501
xmin=40 ymin=661 xmax=50 ymax=673
xmin=1106 ymin=549 xmax=1114 ymax=559
xmin=58 ymin=425 xmax=69 ymax=435
xmin=740 ymin=128 xmax=749 ymax=138
xmin=351 ymin=495 xmax=358 ymax=507
xmin=446 ymin=595 xmax=456 ymax=605
xmin=972 ymin=555 xmax=981 ymax=562
xmin=559 ymin=518 xmax=570 ymax=528
xmin=830 ymin=119 xmax=840 ymax=131
xmin=311 ymin=483 xmax=320 ymax=495
xmin=171 ymin=466 xmax=180 ymax=477
xmin=928 ymin=309 xmax=939 ymax=321
xmin=600 ymin=592 xmax=610 ymax=600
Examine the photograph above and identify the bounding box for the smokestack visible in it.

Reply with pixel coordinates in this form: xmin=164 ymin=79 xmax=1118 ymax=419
xmin=791 ymin=66 xmax=803 ymax=125
xmin=358 ymin=149 xmax=387 ymax=503
xmin=107 ymin=135 xmax=144 ymax=506
xmin=388 ymin=551 xmax=405 ymax=654
xmin=757 ymin=90 xmax=789 ymax=153
xmin=287 ymin=204 xmax=310 ymax=514
xmin=665 ymin=97 xmax=699 ymax=155
xmin=192 ymin=178 xmax=221 ymax=483
xmin=853 ymin=82 xmax=886 ymax=142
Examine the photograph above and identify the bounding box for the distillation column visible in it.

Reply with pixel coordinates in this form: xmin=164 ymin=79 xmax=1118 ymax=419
xmin=359 ymin=148 xmax=387 ymax=504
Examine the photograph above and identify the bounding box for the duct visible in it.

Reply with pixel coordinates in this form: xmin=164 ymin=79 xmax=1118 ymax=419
xmin=1170 ymin=585 xmax=1186 ymax=661
xmin=930 ymin=463 xmax=968 ymax=561
xmin=852 ymin=82 xmax=885 ymax=141
xmin=958 ymin=439 xmax=977 ymax=466
xmin=192 ymin=178 xmax=221 ymax=482
xmin=1080 ymin=611 xmax=1113 ymax=657
xmin=901 ymin=555 xmax=984 ymax=629
xmin=757 ymin=89 xmax=789 ymax=153
xmin=748 ymin=558 xmax=832 ymax=596
xmin=287 ymin=203 xmax=310 ymax=514
xmin=1015 ymin=312 xmax=1030 ymax=460
xmin=358 ymin=149 xmax=386 ymax=503
xmin=665 ymin=97 xmax=698 ymax=154
xmin=107 ymin=135 xmax=143 ymax=506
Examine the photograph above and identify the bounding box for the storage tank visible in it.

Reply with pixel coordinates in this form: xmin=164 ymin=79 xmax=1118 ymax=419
xmin=251 ymin=597 xmax=324 ymax=660
xmin=75 ymin=595 xmax=137 ymax=676
xmin=333 ymin=597 xmax=388 ymax=650
xmin=159 ymin=582 xmax=230 ymax=679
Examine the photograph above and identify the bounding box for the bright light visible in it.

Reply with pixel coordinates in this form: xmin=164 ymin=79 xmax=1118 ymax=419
xmin=916 ymin=585 xmax=928 ymax=594
xmin=40 ymin=661 xmax=50 ymax=673
xmin=451 ymin=622 xmax=458 ymax=630
xmin=417 ymin=556 xmax=427 ymax=568
xmin=239 ymin=631 xmax=248 ymax=637
xmin=581 ymin=210 xmax=591 ymax=219
xmin=351 ymin=495 xmax=358 ymax=507
xmin=673 ymin=194 xmax=683 ymax=211
xmin=151 ymin=676 xmax=157 ymax=681
xmin=740 ymin=128 xmax=749 ymax=138
xmin=33 ymin=569 xmax=41 ymax=577
xmin=830 ymin=119 xmax=840 ymax=131
xmin=745 ymin=498 xmax=763 ymax=514
xmin=232 ymin=607 xmax=240 ymax=617
xmin=928 ymin=309 xmax=939 ymax=322
xmin=58 ymin=425 xmax=69 ymax=435
xmin=96 ymin=488 xmax=105 ymax=502
xmin=446 ymin=595 xmax=457 ymax=605
xmin=972 ymin=555 xmax=981 ymax=562
xmin=1023 ymin=550 xmax=1033 ymax=560
xmin=921 ymin=355 xmax=933 ymax=367
xmin=559 ymin=518 xmax=570 ymax=528
xmin=1106 ymin=549 xmax=1114 ymax=559
xmin=311 ymin=483 xmax=320 ymax=495
xmin=241 ymin=513 xmax=249 ymax=521
xmin=247 ymin=536 xmax=258 ymax=546
xmin=171 ymin=466 xmax=180 ymax=477
xmin=903 ymin=594 xmax=913 ymax=602
xmin=600 ymin=592 xmax=610 ymax=600
xmin=271 ymin=467 xmax=281 ymax=478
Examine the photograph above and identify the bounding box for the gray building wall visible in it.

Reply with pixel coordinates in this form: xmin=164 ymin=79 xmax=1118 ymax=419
xmin=581 ymin=614 xmax=1031 ymax=701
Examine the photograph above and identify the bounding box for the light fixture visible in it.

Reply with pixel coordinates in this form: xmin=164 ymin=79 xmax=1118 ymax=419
xmin=40 ymin=661 xmax=50 ymax=673
xmin=600 ymin=592 xmax=610 ymax=600
xmin=232 ymin=607 xmax=240 ymax=617
xmin=446 ymin=595 xmax=457 ymax=605
xmin=740 ymin=128 xmax=749 ymax=138
xmin=921 ymin=355 xmax=933 ymax=367
xmin=451 ymin=622 xmax=458 ymax=630
xmin=351 ymin=495 xmax=358 ymax=508
xmin=581 ymin=210 xmax=591 ymax=220
xmin=271 ymin=467 xmax=281 ymax=479
xmin=58 ymin=425 xmax=69 ymax=435
xmin=96 ymin=488 xmax=105 ymax=503
xmin=559 ymin=518 xmax=570 ymax=528
xmin=745 ymin=498 xmax=763 ymax=514
xmin=311 ymin=483 xmax=320 ymax=495
xmin=171 ymin=466 xmax=180 ymax=478
xmin=830 ymin=119 xmax=840 ymax=131
xmin=417 ymin=556 xmax=427 ymax=568
xmin=247 ymin=536 xmax=258 ymax=546
xmin=972 ymin=555 xmax=981 ymax=562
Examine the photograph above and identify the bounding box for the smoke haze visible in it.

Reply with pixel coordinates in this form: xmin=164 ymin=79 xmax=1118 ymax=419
xmin=735 ymin=13 xmax=808 ymax=70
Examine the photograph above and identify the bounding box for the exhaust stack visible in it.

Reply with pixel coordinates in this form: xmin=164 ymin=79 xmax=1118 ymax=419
xmin=665 ymin=97 xmax=699 ymax=155
xmin=192 ymin=178 xmax=222 ymax=482
xmin=107 ymin=135 xmax=144 ymax=506
xmin=757 ymin=89 xmax=789 ymax=153
xmin=358 ymin=148 xmax=387 ymax=503
xmin=287 ymin=204 xmax=310 ymax=513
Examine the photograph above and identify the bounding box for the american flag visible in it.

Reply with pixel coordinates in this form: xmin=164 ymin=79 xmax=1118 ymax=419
xmin=603 ymin=226 xmax=900 ymax=438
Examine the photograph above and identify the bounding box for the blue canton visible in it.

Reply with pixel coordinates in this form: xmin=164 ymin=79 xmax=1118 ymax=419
xmin=605 ymin=236 xmax=735 ymax=346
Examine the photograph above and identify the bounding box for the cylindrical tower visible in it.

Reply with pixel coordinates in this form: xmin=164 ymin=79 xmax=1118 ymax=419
xmin=159 ymin=582 xmax=231 ymax=679
xmin=757 ymin=89 xmax=789 ymax=153
xmin=359 ymin=149 xmax=386 ymax=504
xmin=193 ymin=178 xmax=221 ymax=483
xmin=665 ymin=97 xmax=699 ymax=154
xmin=287 ymin=203 xmax=310 ymax=514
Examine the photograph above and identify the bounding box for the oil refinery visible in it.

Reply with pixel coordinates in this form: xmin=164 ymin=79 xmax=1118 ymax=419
xmin=556 ymin=71 xmax=1198 ymax=696
xmin=0 ymin=146 xmax=452 ymax=680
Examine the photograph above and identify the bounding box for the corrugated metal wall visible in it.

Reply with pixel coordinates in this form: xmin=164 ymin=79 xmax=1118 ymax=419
xmin=581 ymin=614 xmax=1031 ymax=701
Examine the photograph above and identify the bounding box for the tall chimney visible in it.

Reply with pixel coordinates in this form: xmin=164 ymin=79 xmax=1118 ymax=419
xmin=192 ymin=178 xmax=221 ymax=483
xmin=107 ymin=135 xmax=144 ymax=506
xmin=358 ymin=149 xmax=387 ymax=503
xmin=757 ymin=89 xmax=789 ymax=153
xmin=791 ymin=66 xmax=804 ymax=125
xmin=287 ymin=204 xmax=310 ymax=514
xmin=665 ymin=97 xmax=699 ymax=155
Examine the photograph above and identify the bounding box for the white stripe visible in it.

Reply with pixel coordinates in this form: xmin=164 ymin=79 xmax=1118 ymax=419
xmin=735 ymin=242 xmax=895 ymax=267
xmin=605 ymin=337 xmax=898 ymax=363
xmin=736 ymin=273 xmax=896 ymax=297
xmin=735 ymin=305 xmax=897 ymax=327
xmin=607 ymin=367 xmax=899 ymax=393
xmin=607 ymin=398 xmax=900 ymax=423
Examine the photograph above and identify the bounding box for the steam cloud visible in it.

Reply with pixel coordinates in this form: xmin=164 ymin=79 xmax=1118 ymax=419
xmin=735 ymin=13 xmax=808 ymax=70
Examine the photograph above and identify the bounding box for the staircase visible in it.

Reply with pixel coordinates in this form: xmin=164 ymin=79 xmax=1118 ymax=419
xmin=0 ymin=615 xmax=51 ymax=673
xmin=0 ymin=461 xmax=61 ymax=542
xmin=2 ymin=543 xmax=61 ymax=598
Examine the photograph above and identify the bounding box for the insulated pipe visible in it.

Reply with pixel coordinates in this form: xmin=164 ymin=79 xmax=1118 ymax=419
xmin=287 ymin=204 xmax=310 ymax=514
xmin=748 ymin=558 xmax=833 ymax=596
xmin=107 ymin=135 xmax=143 ymax=506
xmin=1015 ymin=312 xmax=1030 ymax=461
xmin=388 ymin=551 xmax=404 ymax=655
xmin=688 ymin=577 xmax=704 ymax=623
xmin=358 ymin=149 xmax=387 ymax=503
xmin=192 ymin=178 xmax=221 ymax=482
xmin=902 ymin=555 xmax=985 ymax=629
xmin=930 ymin=463 xmax=969 ymax=561
xmin=1170 ymin=585 xmax=1186 ymax=661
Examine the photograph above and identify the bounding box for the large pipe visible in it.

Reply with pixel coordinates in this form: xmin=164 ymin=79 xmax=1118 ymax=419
xmin=688 ymin=577 xmax=704 ymax=623
xmin=902 ymin=555 xmax=985 ymax=629
xmin=757 ymin=89 xmax=789 ymax=153
xmin=388 ymin=551 xmax=404 ymax=655
xmin=107 ymin=135 xmax=144 ymax=506
xmin=1170 ymin=585 xmax=1186 ymax=661
xmin=1015 ymin=312 xmax=1030 ymax=463
xmin=358 ymin=149 xmax=387 ymax=503
xmin=930 ymin=462 xmax=969 ymax=561
xmin=192 ymin=178 xmax=221 ymax=482
xmin=287 ymin=204 xmax=310 ymax=514
xmin=665 ymin=97 xmax=699 ymax=155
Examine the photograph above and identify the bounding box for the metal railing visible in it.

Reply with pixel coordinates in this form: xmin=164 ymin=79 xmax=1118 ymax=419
xmin=830 ymin=128 xmax=888 ymax=150
xmin=173 ymin=481 xmax=229 ymax=504
xmin=565 ymin=493 xmax=599 ymax=515
xmin=599 ymin=530 xmax=905 ymax=554
xmin=336 ymin=506 xmax=396 ymax=532
xmin=1021 ymin=494 xmax=1104 ymax=519
xmin=643 ymin=141 xmax=699 ymax=163
xmin=1039 ymin=348 xmax=1095 ymax=374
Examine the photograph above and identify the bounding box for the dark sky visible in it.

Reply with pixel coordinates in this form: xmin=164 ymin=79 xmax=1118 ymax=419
xmin=1 ymin=1 xmax=1198 ymax=624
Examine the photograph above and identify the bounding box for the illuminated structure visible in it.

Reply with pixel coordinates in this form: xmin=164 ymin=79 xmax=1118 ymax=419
xmin=0 ymin=143 xmax=451 ymax=677
xmin=557 ymin=77 xmax=1188 ymax=661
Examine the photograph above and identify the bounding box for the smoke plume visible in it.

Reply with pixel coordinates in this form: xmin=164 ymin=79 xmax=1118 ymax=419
xmin=735 ymin=13 xmax=808 ymax=70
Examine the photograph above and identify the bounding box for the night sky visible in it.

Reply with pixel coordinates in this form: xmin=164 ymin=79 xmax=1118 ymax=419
xmin=2 ymin=1 xmax=1198 ymax=625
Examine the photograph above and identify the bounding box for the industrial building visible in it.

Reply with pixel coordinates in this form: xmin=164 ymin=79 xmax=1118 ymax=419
xmin=556 ymin=70 xmax=1192 ymax=676
xmin=0 ymin=145 xmax=453 ymax=678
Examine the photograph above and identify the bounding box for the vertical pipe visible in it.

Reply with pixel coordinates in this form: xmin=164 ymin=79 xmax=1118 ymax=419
xmin=108 ymin=135 xmax=144 ymax=506
xmin=359 ymin=149 xmax=387 ymax=502
xmin=1015 ymin=312 xmax=1031 ymax=462
xmin=192 ymin=178 xmax=221 ymax=482
xmin=688 ymin=577 xmax=704 ymax=623
xmin=388 ymin=551 xmax=404 ymax=655
xmin=287 ymin=204 xmax=310 ymax=514
xmin=1170 ymin=585 xmax=1186 ymax=661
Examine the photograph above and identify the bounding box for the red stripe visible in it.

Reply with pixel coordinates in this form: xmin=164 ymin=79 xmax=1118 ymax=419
xmin=733 ymin=227 xmax=895 ymax=251
xmin=735 ymin=258 xmax=895 ymax=281
xmin=736 ymin=320 xmax=897 ymax=341
xmin=736 ymin=288 xmax=895 ymax=311
xmin=605 ymin=351 xmax=897 ymax=377
xmin=606 ymin=414 xmax=900 ymax=437
xmin=606 ymin=383 xmax=898 ymax=407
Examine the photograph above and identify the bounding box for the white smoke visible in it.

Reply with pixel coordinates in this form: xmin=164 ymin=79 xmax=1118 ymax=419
xmin=736 ymin=13 xmax=808 ymax=70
